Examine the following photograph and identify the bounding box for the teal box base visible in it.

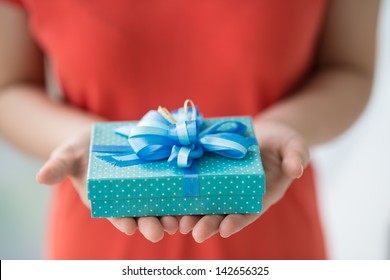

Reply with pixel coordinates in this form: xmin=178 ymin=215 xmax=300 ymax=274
xmin=91 ymin=195 xmax=262 ymax=217
xmin=87 ymin=117 xmax=265 ymax=218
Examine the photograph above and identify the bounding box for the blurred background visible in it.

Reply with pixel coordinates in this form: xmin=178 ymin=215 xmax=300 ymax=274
xmin=312 ymin=0 xmax=390 ymax=259
xmin=1 ymin=2 xmax=390 ymax=259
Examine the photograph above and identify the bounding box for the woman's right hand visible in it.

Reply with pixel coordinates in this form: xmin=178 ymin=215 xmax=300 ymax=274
xmin=36 ymin=128 xmax=179 ymax=242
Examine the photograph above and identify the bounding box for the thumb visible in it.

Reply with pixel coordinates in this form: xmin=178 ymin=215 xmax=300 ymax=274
xmin=36 ymin=154 xmax=73 ymax=185
xmin=281 ymin=136 xmax=310 ymax=179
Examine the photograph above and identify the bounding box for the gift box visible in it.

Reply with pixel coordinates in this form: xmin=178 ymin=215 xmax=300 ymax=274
xmin=87 ymin=103 xmax=265 ymax=218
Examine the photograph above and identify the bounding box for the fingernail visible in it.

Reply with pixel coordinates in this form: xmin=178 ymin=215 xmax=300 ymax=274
xmin=122 ymin=227 xmax=135 ymax=236
xmin=194 ymin=237 xmax=204 ymax=243
xmin=167 ymin=230 xmax=177 ymax=235
xmin=220 ymin=228 xmax=240 ymax=238
xmin=296 ymin=164 xmax=304 ymax=179
xmin=194 ymin=231 xmax=216 ymax=243
xmin=220 ymin=231 xmax=234 ymax=238
xmin=193 ymin=234 xmax=205 ymax=243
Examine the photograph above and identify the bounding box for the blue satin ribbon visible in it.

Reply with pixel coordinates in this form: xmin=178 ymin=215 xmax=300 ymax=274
xmin=92 ymin=101 xmax=257 ymax=196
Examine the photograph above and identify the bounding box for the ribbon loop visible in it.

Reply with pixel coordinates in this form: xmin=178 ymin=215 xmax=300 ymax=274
xmin=93 ymin=100 xmax=254 ymax=168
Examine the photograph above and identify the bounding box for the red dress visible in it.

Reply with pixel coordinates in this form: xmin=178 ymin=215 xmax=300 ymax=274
xmin=5 ymin=0 xmax=327 ymax=259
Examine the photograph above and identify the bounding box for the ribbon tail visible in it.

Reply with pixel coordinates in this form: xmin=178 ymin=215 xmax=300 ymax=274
xmin=96 ymin=154 xmax=147 ymax=167
xmin=247 ymin=137 xmax=258 ymax=146
xmin=183 ymin=162 xmax=199 ymax=196
xmin=92 ymin=145 xmax=135 ymax=153
xmin=115 ymin=124 xmax=136 ymax=138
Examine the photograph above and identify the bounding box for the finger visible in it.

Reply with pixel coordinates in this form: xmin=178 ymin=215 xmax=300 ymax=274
xmin=192 ymin=215 xmax=225 ymax=243
xmin=219 ymin=214 xmax=260 ymax=238
xmin=36 ymin=156 xmax=72 ymax=185
xmin=282 ymin=153 xmax=303 ymax=179
xmin=281 ymin=137 xmax=310 ymax=179
xmin=137 ymin=217 xmax=165 ymax=242
xmin=179 ymin=215 xmax=202 ymax=234
xmin=159 ymin=216 xmax=179 ymax=235
xmin=108 ymin=217 xmax=137 ymax=236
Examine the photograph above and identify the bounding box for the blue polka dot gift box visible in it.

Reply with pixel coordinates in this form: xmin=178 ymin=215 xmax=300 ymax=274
xmin=87 ymin=100 xmax=265 ymax=218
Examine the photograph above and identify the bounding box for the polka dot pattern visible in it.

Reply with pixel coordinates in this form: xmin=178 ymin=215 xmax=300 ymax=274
xmin=87 ymin=117 xmax=265 ymax=218
xmin=91 ymin=195 xmax=263 ymax=218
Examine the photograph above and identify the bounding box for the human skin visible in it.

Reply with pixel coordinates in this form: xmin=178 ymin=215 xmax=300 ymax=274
xmin=0 ymin=0 xmax=379 ymax=243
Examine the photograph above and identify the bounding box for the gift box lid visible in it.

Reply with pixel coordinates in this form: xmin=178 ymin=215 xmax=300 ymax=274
xmin=87 ymin=117 xmax=265 ymax=200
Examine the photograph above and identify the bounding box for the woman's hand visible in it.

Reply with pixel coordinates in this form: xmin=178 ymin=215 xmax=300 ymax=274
xmin=179 ymin=119 xmax=310 ymax=243
xmin=36 ymin=128 xmax=179 ymax=242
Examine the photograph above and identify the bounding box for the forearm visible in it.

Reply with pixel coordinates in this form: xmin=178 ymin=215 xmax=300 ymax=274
xmin=256 ymin=66 xmax=372 ymax=147
xmin=0 ymin=84 xmax=103 ymax=158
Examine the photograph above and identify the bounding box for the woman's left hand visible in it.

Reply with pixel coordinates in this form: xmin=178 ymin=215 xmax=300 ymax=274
xmin=179 ymin=119 xmax=310 ymax=243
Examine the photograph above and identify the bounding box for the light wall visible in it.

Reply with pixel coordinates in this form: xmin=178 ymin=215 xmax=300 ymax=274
xmin=313 ymin=0 xmax=390 ymax=259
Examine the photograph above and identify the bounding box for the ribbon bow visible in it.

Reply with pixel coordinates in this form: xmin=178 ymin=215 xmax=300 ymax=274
xmin=92 ymin=100 xmax=253 ymax=169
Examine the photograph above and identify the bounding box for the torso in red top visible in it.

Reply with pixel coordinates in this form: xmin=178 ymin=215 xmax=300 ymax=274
xmin=9 ymin=0 xmax=327 ymax=259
